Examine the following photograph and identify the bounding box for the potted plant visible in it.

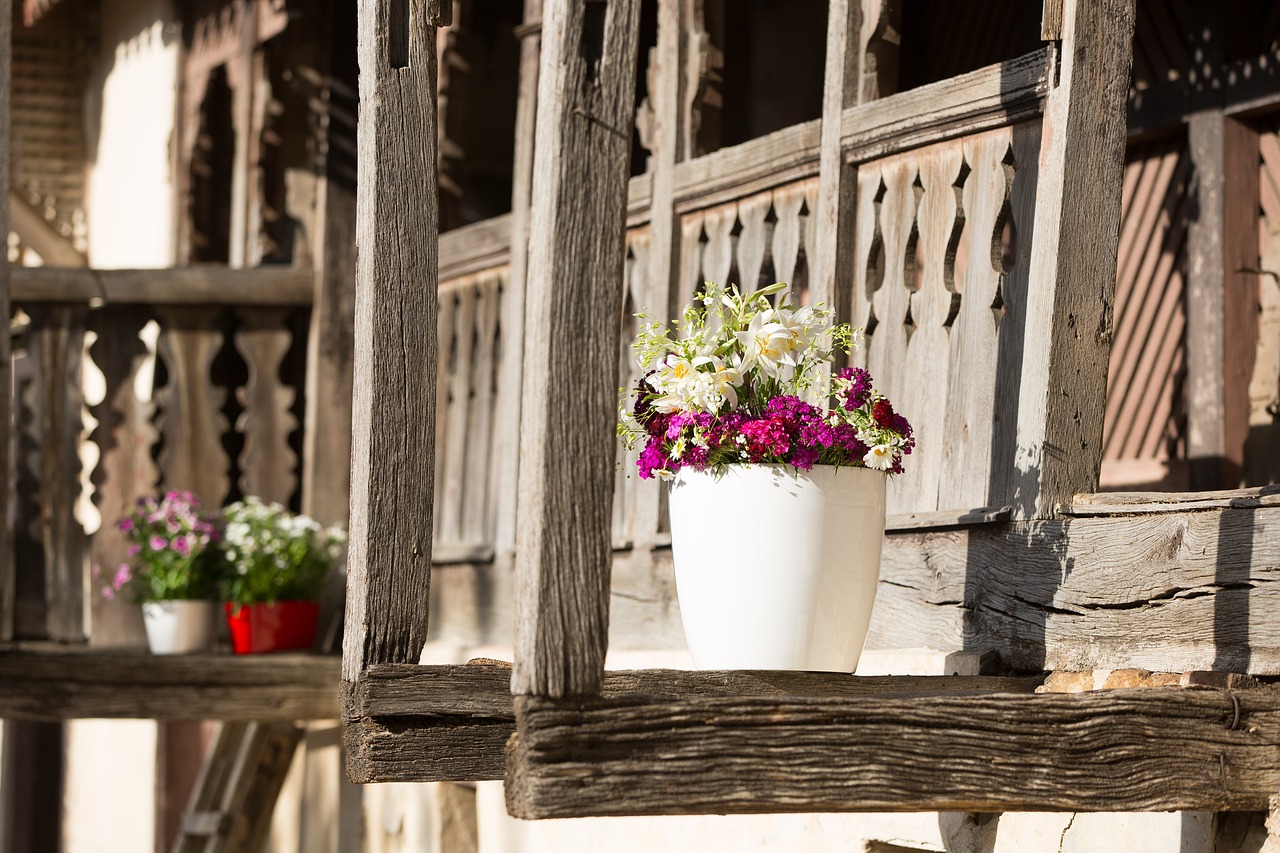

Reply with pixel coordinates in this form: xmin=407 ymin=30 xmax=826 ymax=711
xmin=219 ymin=497 xmax=345 ymax=654
xmin=619 ymin=282 xmax=913 ymax=672
xmin=102 ymin=491 xmax=224 ymax=655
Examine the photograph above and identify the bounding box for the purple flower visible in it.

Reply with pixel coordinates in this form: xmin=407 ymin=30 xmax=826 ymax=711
xmin=173 ymin=535 xmax=192 ymax=556
xmin=117 ymin=517 xmax=134 ymax=532
xmin=126 ymin=544 xmax=142 ymax=556
xmin=113 ymin=563 xmax=131 ymax=588
xmin=836 ymin=367 xmax=873 ymax=410
xmin=149 ymin=535 xmax=167 ymax=551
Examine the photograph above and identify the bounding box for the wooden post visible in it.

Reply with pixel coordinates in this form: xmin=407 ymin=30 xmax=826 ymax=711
xmin=490 ymin=0 xmax=543 ymax=556
xmin=511 ymin=0 xmax=642 ymax=698
xmin=342 ymin=0 xmax=450 ymax=684
xmin=1012 ymin=0 xmax=1136 ymax=518
xmin=810 ymin=0 xmax=866 ymax=317
xmin=0 ymin=0 xmax=13 ymax=641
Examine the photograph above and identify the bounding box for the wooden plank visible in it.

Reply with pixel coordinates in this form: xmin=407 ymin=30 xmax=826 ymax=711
xmin=839 ymin=49 xmax=1051 ymax=165
xmin=343 ymin=0 xmax=448 ymax=683
xmin=11 ymin=266 xmax=315 ymax=306
xmin=512 ymin=0 xmax=642 ymax=698
xmin=462 ymin=274 xmax=500 ymax=545
xmin=437 ymin=282 xmax=476 ymax=546
xmin=0 ymin=651 xmax=340 ymax=721
xmin=1009 ymin=0 xmax=1136 ymax=517
xmin=506 ymin=686 xmax=1280 ymax=817
xmin=1072 ymin=485 xmax=1280 ymax=512
xmin=884 ymin=505 xmax=1013 ymax=531
xmin=235 ymin=308 xmax=297 ymax=504
xmin=672 ymin=120 xmax=820 ymax=214
xmin=344 ymin=716 xmax=513 ymax=784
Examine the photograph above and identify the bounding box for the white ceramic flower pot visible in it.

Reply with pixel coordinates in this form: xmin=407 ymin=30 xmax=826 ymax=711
xmin=668 ymin=464 xmax=887 ymax=671
xmin=141 ymin=600 xmax=219 ymax=655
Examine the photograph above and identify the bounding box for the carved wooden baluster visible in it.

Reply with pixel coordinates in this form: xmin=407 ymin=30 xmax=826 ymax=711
xmin=86 ymin=306 xmax=157 ymax=646
xmin=700 ymin=202 xmax=736 ymax=288
xmin=438 ymin=281 xmax=475 ymax=548
xmin=940 ymin=130 xmax=1016 ymax=510
xmin=462 ymin=272 xmax=501 ymax=548
xmin=771 ymin=184 xmax=806 ymax=297
xmin=432 ymin=288 xmax=456 ymax=547
xmin=801 ymin=178 xmax=821 ymax=304
xmin=894 ymin=144 xmax=965 ymax=514
xmin=235 ymin=307 xmax=297 ymax=505
xmin=674 ymin=212 xmax=705 ymax=316
xmin=862 ymin=162 xmax=918 ymax=487
xmin=20 ymin=305 xmax=88 ymax=641
xmin=734 ymin=192 xmax=771 ymax=294
xmin=154 ymin=307 xmax=232 ymax=505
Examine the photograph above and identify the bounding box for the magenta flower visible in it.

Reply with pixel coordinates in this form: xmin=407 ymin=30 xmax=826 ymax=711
xmin=149 ymin=535 xmax=167 ymax=551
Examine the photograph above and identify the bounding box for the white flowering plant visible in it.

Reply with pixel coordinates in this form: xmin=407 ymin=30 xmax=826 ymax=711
xmin=618 ymin=281 xmax=913 ymax=479
xmin=218 ymin=497 xmax=346 ymax=607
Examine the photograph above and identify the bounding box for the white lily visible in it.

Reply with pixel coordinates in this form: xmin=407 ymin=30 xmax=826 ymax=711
xmin=734 ymin=311 xmax=792 ymax=377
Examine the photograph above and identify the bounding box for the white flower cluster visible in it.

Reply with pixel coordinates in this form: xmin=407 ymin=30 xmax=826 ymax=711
xmin=636 ymin=282 xmax=840 ymax=416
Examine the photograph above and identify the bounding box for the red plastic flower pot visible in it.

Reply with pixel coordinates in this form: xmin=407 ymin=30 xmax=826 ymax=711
xmin=224 ymin=600 xmax=320 ymax=654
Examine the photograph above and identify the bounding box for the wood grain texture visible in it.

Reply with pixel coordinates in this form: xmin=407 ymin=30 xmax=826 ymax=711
xmin=512 ymin=0 xmax=642 ymax=698
xmin=869 ymin=501 xmax=1280 ymax=674
xmin=0 ymin=650 xmax=340 ymax=720
xmin=11 ymin=266 xmax=314 ymax=306
xmin=343 ymin=0 xmax=445 ymax=682
xmin=343 ymin=665 xmax=1041 ymax=782
xmin=506 ymin=686 xmax=1280 ymax=816
xmin=439 ymin=214 xmax=513 ymax=282
xmin=1011 ymin=0 xmax=1136 ymax=517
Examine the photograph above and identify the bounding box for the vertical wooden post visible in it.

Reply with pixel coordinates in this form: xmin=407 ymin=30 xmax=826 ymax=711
xmin=511 ymin=0 xmax=642 ymax=698
xmin=342 ymin=0 xmax=449 ymax=684
xmin=1013 ymin=0 xmax=1136 ymax=517
xmin=491 ymin=0 xmax=543 ymax=556
xmin=1186 ymin=15 xmax=1260 ymax=491
xmin=0 ymin=0 xmax=13 ymax=642
xmin=810 ymin=0 xmax=866 ymax=317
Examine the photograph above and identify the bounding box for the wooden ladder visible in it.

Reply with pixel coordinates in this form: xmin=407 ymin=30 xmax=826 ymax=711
xmin=171 ymin=721 xmax=302 ymax=853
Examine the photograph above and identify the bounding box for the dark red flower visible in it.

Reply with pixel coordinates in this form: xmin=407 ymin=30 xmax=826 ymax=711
xmin=872 ymin=399 xmax=894 ymax=428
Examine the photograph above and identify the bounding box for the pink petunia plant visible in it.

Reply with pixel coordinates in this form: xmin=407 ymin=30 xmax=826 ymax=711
xmin=100 ymin=491 xmax=224 ymax=603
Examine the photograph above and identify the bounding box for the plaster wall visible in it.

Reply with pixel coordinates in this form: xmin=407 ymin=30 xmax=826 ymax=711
xmin=62 ymin=720 xmax=156 ymax=853
xmin=84 ymin=0 xmax=180 ymax=268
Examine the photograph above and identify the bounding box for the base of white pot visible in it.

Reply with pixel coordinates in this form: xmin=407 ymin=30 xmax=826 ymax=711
xmin=668 ymin=464 xmax=886 ymax=672
xmin=141 ymin=600 xmax=219 ymax=655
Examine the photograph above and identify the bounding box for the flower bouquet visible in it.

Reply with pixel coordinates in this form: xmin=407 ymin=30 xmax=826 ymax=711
xmin=219 ymin=497 xmax=345 ymax=654
xmin=618 ymin=282 xmax=912 ymax=671
xmin=104 ymin=491 xmax=224 ymax=654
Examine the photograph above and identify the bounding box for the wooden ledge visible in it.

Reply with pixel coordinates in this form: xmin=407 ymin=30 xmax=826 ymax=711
xmin=0 ymin=649 xmax=340 ymax=721
xmin=506 ymin=684 xmax=1280 ymax=818
xmin=342 ymin=665 xmax=1044 ymax=783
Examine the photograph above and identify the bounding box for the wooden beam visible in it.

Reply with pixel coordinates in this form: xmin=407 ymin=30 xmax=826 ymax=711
xmin=0 ymin=650 xmax=340 ymax=721
xmin=439 ymin=213 xmax=513 ymax=282
xmin=810 ymin=0 xmax=866 ymax=313
xmin=511 ymin=0 xmax=642 ymax=698
xmin=9 ymin=192 xmax=85 ymax=267
xmin=343 ymin=664 xmax=1043 ymax=782
xmin=506 ymin=686 xmax=1280 ymax=817
xmin=1011 ymin=0 xmax=1136 ymax=517
xmin=10 ymin=266 xmax=314 ymax=306
xmin=342 ymin=0 xmax=448 ymax=683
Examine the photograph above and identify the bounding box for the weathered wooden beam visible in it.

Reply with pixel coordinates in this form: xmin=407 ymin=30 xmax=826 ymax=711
xmin=506 ymin=686 xmax=1280 ymax=817
xmin=1011 ymin=0 xmax=1136 ymax=517
xmin=0 ymin=650 xmax=341 ymax=721
xmin=439 ymin=214 xmax=513 ymax=282
xmin=512 ymin=0 xmax=642 ymax=698
xmin=343 ymin=0 xmax=448 ymax=683
xmin=10 ymin=266 xmax=314 ymax=306
xmin=9 ymin=192 xmax=85 ymax=267
xmin=343 ymin=665 xmax=1043 ymax=782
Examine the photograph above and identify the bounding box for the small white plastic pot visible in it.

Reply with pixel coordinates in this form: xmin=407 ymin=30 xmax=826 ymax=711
xmin=141 ymin=600 xmax=219 ymax=655
xmin=668 ymin=464 xmax=887 ymax=672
